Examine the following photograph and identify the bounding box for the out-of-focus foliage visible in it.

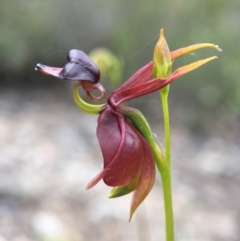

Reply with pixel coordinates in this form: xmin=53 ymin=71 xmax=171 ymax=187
xmin=1 ymin=0 xmax=239 ymax=133
xmin=89 ymin=48 xmax=122 ymax=87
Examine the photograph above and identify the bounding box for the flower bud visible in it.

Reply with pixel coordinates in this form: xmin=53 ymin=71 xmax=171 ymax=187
xmin=153 ymin=28 xmax=172 ymax=78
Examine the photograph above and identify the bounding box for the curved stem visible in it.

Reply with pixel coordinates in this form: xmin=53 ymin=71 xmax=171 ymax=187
xmin=73 ymin=83 xmax=105 ymax=114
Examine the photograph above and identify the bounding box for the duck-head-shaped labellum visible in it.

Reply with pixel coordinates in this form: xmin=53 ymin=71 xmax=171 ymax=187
xmin=36 ymin=49 xmax=105 ymax=101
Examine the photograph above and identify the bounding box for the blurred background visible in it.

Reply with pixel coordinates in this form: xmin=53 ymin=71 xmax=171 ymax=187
xmin=0 ymin=0 xmax=240 ymax=240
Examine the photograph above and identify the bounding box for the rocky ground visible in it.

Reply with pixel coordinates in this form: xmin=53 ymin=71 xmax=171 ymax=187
xmin=0 ymin=89 xmax=239 ymax=241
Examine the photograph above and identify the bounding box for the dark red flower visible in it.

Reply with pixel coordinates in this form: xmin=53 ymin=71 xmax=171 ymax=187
xmin=86 ymin=105 xmax=155 ymax=219
xmin=36 ymin=30 xmax=221 ymax=219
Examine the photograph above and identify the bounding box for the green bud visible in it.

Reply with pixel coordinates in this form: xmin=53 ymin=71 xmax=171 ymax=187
xmin=153 ymin=29 xmax=172 ymax=78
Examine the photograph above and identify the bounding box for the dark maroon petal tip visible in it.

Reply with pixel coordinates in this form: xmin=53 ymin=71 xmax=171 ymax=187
xmin=62 ymin=49 xmax=100 ymax=83
xmin=36 ymin=50 xmax=100 ymax=84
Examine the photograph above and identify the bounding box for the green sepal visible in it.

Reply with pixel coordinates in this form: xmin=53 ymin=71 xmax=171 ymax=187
xmin=108 ymin=179 xmax=138 ymax=198
xmin=73 ymin=83 xmax=105 ymax=114
xmin=119 ymin=106 xmax=153 ymax=142
xmin=118 ymin=106 xmax=167 ymax=172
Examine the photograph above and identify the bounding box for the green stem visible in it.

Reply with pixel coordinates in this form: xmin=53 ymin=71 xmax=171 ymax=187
xmin=161 ymin=170 xmax=174 ymax=241
xmin=160 ymin=85 xmax=174 ymax=241
xmin=160 ymin=86 xmax=171 ymax=166
xmin=119 ymin=106 xmax=166 ymax=172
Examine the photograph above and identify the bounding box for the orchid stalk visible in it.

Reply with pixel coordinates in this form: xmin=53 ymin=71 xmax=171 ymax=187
xmin=36 ymin=29 xmax=221 ymax=241
xmin=152 ymin=29 xmax=221 ymax=241
xmin=154 ymin=29 xmax=174 ymax=241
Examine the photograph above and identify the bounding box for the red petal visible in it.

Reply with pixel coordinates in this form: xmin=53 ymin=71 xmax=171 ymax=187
xmin=129 ymin=128 xmax=155 ymax=221
xmin=109 ymin=56 xmax=218 ymax=108
xmin=112 ymin=61 xmax=154 ymax=92
xmin=86 ymin=106 xmax=144 ymax=189
xmin=109 ymin=76 xmax=170 ymax=107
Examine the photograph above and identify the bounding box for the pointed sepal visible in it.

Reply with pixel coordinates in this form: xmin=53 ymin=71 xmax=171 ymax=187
xmin=129 ymin=129 xmax=155 ymax=221
xmin=171 ymin=43 xmax=222 ymax=60
xmin=108 ymin=179 xmax=138 ymax=198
